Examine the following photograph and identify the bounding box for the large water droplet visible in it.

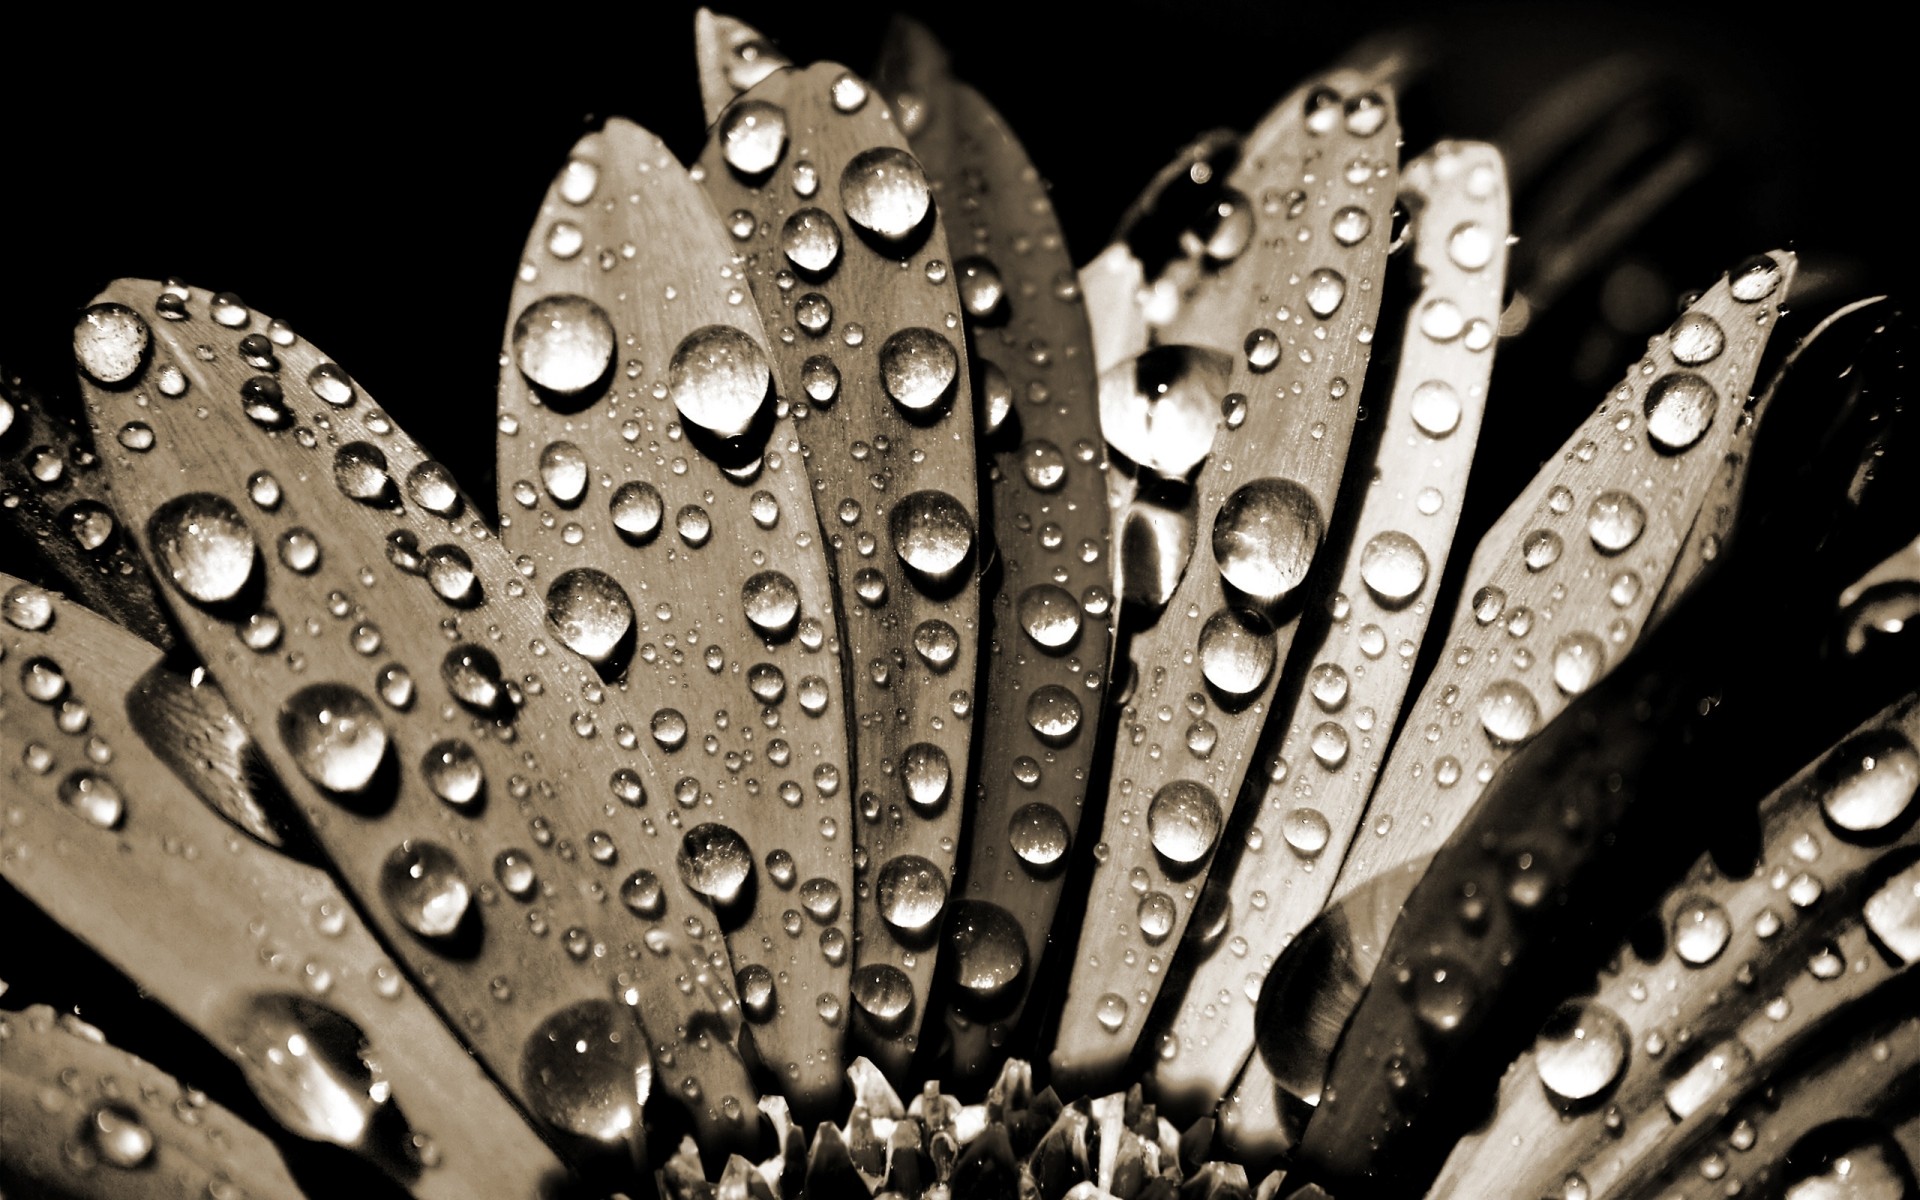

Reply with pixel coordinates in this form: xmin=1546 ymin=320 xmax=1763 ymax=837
xmin=60 ymin=770 xmax=125 ymax=829
xmin=423 ymin=740 xmax=484 ymax=809
xmin=229 ymin=995 xmax=384 ymax=1147
xmin=944 ymin=900 xmax=1028 ymax=1006
xmin=442 ymin=645 xmax=507 ymax=714
xmin=380 ymin=841 xmax=472 ymax=939
xmin=1551 ymin=632 xmax=1606 ymax=695
xmin=334 ymin=442 xmax=396 ymax=505
xmin=513 ymin=295 xmax=615 ymax=397
xmin=678 ymin=824 xmax=753 ymax=907
xmin=1305 ymin=268 xmax=1347 ymax=318
xmin=742 ymin=570 xmax=801 ymax=636
xmin=1025 ymin=684 xmax=1083 ymax=745
xmin=876 ymin=854 xmax=948 ymax=933
xmin=1643 ymin=373 xmax=1718 ymax=453
xmin=889 ymin=490 xmax=974 ymax=579
xmin=87 ymin=1103 xmax=154 ymax=1169
xmin=1284 ymin=807 xmax=1331 ymax=857
xmin=669 ymin=325 xmax=771 ymax=439
xmin=1669 ymin=311 xmax=1725 ymax=365
xmin=1148 ymin=780 xmax=1223 ymax=865
xmin=1098 ymin=345 xmax=1230 ymax=476
xmin=878 ymin=327 xmax=958 ymax=413
xmin=1410 ymin=380 xmax=1462 ymax=438
xmin=1096 ymin=993 xmax=1129 ymax=1032
xmin=1673 ymin=895 xmax=1732 ymax=965
xmin=900 ymin=743 xmax=951 ymax=810
xmin=279 ymin=685 xmax=388 ymax=794
xmin=1212 ymin=478 xmax=1323 ymax=603
xmin=1008 ymin=803 xmax=1069 ymax=869
xmin=851 ymin=964 xmax=915 ymax=1027
xmin=1822 ymin=730 xmax=1920 ymax=834
xmin=1359 ymin=530 xmax=1428 ymax=605
xmin=538 ymin=440 xmax=588 ymax=505
xmin=1729 ymin=254 xmax=1782 ymax=303
xmin=721 ymin=100 xmax=789 ymax=176
xmin=1587 ymin=490 xmax=1646 ymax=553
xmin=74 ymin=303 xmax=151 ymax=385
xmin=1197 ymin=607 xmax=1276 ymax=697
xmin=1534 ymin=1001 xmax=1629 ymax=1103
xmin=610 ymin=481 xmax=665 ymax=542
xmin=1478 ymin=680 xmax=1540 ymax=745
xmin=520 ymin=1000 xmax=652 ymax=1146
xmin=782 ymin=208 xmax=843 ymax=275
xmin=148 ymin=493 xmax=257 ymax=606
xmin=841 ymin=146 xmax=932 ymax=242
xmin=547 ymin=568 xmax=634 ymax=665
xmin=1017 ymin=584 xmax=1082 ymax=651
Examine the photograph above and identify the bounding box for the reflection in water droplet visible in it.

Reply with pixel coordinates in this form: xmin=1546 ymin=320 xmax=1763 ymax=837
xmin=1017 ymin=584 xmax=1082 ymax=650
xmin=841 ymin=146 xmax=932 ymax=242
xmin=1197 ymin=607 xmax=1276 ymax=697
xmin=1410 ymin=380 xmax=1462 ymax=438
xmin=678 ymin=824 xmax=753 ymax=907
xmin=59 ymin=771 xmax=125 ymax=829
xmin=945 ymin=900 xmax=1028 ymax=1006
xmin=1148 ymin=780 xmax=1223 ymax=865
xmin=380 ymin=842 xmax=472 ymax=939
xmin=1587 ymin=490 xmax=1646 ymax=554
xmin=852 ymin=964 xmax=915 ymax=1025
xmin=901 ymin=743 xmax=952 ymax=811
xmin=1823 ymin=730 xmax=1920 ymax=834
xmin=1009 ymin=803 xmax=1069 ymax=869
xmin=513 ymin=295 xmax=615 ymax=396
xmin=1643 ymin=373 xmax=1718 ymax=453
xmin=721 ymin=99 xmax=789 ymax=175
xmin=149 ymin=493 xmax=257 ymax=606
xmin=546 ymin=569 xmax=635 ymax=664
xmin=74 ymin=303 xmax=151 ymax=385
xmin=610 ymin=481 xmax=665 ymax=542
xmin=520 ymin=1000 xmax=651 ymax=1146
xmin=1359 ymin=530 xmax=1428 ymax=604
xmin=889 ymin=490 xmax=974 ymax=578
xmin=1534 ymin=1002 xmax=1629 ymax=1103
xmin=742 ymin=570 xmax=801 ymax=636
xmin=876 ymin=854 xmax=948 ymax=933
xmin=229 ymin=994 xmax=384 ymax=1148
xmin=878 ymin=327 xmax=959 ymax=413
xmin=669 ymin=325 xmax=771 ymax=438
xmin=1673 ymin=896 xmax=1732 ymax=965
xmin=1669 ymin=312 xmax=1725 ymax=365
xmin=1026 ymin=685 xmax=1083 ymax=745
xmin=279 ymin=685 xmax=388 ymax=794
xmin=1551 ymin=632 xmax=1606 ymax=695
xmin=1212 ymin=478 xmax=1323 ymax=603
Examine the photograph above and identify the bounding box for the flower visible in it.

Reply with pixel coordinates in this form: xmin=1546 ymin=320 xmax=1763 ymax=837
xmin=3 ymin=7 xmax=1919 ymax=1200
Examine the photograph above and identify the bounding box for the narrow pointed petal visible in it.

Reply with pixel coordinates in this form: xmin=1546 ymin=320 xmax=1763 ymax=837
xmin=76 ymin=281 xmax=760 ymax=1157
xmin=1431 ymin=694 xmax=1920 ymax=1200
xmin=0 ymin=1005 xmax=308 ymax=1199
xmin=694 ymin=9 xmax=790 ymax=128
xmin=873 ymin=15 xmax=1113 ymax=1081
xmin=1153 ymin=142 xmax=1510 ymax=1121
xmin=1326 ymin=253 xmax=1797 ymax=960
xmin=1052 ymin=71 xmax=1400 ymax=1091
xmin=1 ymin=370 xmax=175 ymax=648
xmin=498 ymin=117 xmax=852 ymax=1117
xmin=696 ymin=63 xmax=981 ymax=1082
xmin=0 ymin=575 xmax=565 ymax=1196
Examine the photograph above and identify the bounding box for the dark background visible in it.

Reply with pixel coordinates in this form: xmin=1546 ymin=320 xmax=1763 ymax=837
xmin=2 ymin=0 xmax=1913 ymax=496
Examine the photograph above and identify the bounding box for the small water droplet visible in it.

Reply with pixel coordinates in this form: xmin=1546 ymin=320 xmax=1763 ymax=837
xmin=1673 ymin=896 xmax=1732 ymax=965
xmin=380 ymin=841 xmax=472 ymax=939
xmin=423 ymin=740 xmax=484 ymax=809
xmin=546 ymin=569 xmax=634 ymax=665
xmin=678 ymin=824 xmax=753 ymax=907
xmin=59 ymin=770 xmax=125 ymax=829
xmin=742 ymin=570 xmax=801 ymax=636
xmin=610 ymin=481 xmax=665 ymax=542
xmin=721 ymin=100 xmax=789 ymax=176
xmin=1016 ymin=584 xmax=1082 ymax=650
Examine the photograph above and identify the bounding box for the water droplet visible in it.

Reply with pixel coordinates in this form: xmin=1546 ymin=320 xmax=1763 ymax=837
xmin=538 ymin=440 xmax=588 ymax=505
xmin=1673 ymin=896 xmax=1732 ymax=965
xmin=1096 ymin=993 xmax=1129 ymax=1032
xmin=406 ymin=461 xmax=461 ymax=516
xmin=1197 ymin=607 xmax=1276 ymax=697
xmin=721 ymin=100 xmax=789 ymax=176
xmin=620 ymin=869 xmax=664 ymax=917
xmin=901 ymin=743 xmax=951 ymax=810
xmin=669 ymin=325 xmax=771 ymax=439
xmin=913 ymin=619 xmax=960 ymax=671
xmin=1587 ymin=490 xmax=1646 ymax=553
xmin=1411 ymin=958 xmax=1475 ymax=1032
xmin=380 ymin=841 xmax=472 ymax=939
xmin=423 ymin=740 xmax=484 ymax=808
xmin=333 ymin=442 xmax=395 ymax=505
xmin=1148 ymin=780 xmax=1223 ymax=865
xmin=1359 ymin=530 xmax=1428 ymax=604
xmin=1311 ymin=722 xmax=1350 ymax=768
xmin=1016 ymin=584 xmax=1082 ymax=650
xmin=87 ymin=1103 xmax=154 ymax=1169
xmin=59 ymin=770 xmax=125 ymax=829
xmin=520 ymin=1000 xmax=651 ymax=1146
xmin=1822 ymin=730 xmax=1920 ymax=834
xmin=1729 ymin=254 xmax=1782 ymax=303
xmin=830 ymin=71 xmax=869 ymax=112
xmin=955 ymin=256 xmax=1006 ymax=319
xmin=1669 ymin=312 xmax=1725 ymax=365
xmin=1331 ymin=206 xmax=1373 ymax=246
xmin=1212 ymin=477 xmax=1323 ymax=603
xmin=1410 ymin=380 xmax=1462 ymax=437
xmin=1009 ymin=803 xmax=1069 ymax=869
xmin=1025 ymin=684 xmax=1083 ymax=745
xmin=1523 ymin=529 xmax=1563 ymax=572
xmin=546 ymin=569 xmax=634 ymax=665
xmin=513 ymin=295 xmax=615 ymax=397
xmin=851 ymin=964 xmax=915 ymax=1026
xmin=876 ymin=854 xmax=948 ymax=933
xmin=944 ymin=900 xmax=1028 ymax=1005
xmin=1551 ymin=632 xmax=1606 ymax=695
xmin=889 ymin=490 xmax=974 ymax=579
xmin=678 ymin=824 xmax=753 ymax=907
xmin=1478 ymin=680 xmax=1540 ymax=745
xmin=74 ymin=303 xmax=150 ymax=385
xmin=228 ymin=995 xmax=384 ymax=1147
xmin=1021 ymin=439 xmax=1067 ymax=491
xmin=1447 ymin=223 xmax=1494 ymax=270
xmin=148 ymin=493 xmax=257 ymax=605
xmin=840 ymin=146 xmax=931 ymax=242
xmin=1643 ymin=373 xmax=1718 ymax=453
xmin=1534 ymin=1002 xmax=1629 ymax=1103
xmin=4 ymin=585 xmax=53 ymax=630
xmin=1305 ymin=268 xmax=1347 ymax=318
xmin=279 ymin=685 xmax=388 ymax=794
xmin=1244 ymin=328 xmax=1281 ymax=371
xmin=878 ymin=327 xmax=958 ymax=413
xmin=610 ymin=481 xmax=664 ymax=542
xmin=1284 ymin=807 xmax=1331 ymax=857
xmin=441 ymin=645 xmax=507 ymax=714
xmin=307 ymin=362 xmax=355 ymax=407
xmin=742 ymin=570 xmax=801 ymax=636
